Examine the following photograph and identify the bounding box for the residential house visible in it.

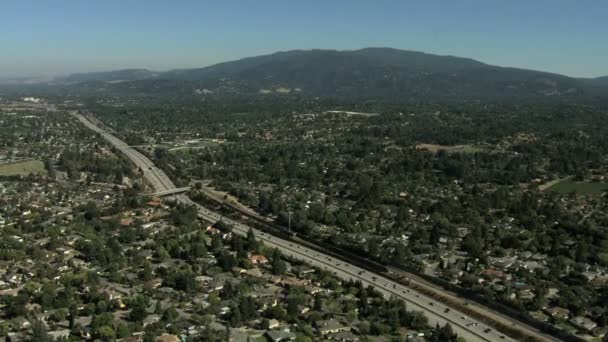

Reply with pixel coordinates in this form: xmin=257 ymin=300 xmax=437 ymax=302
xmin=195 ymin=275 xmax=213 ymax=285
xmin=265 ymin=330 xmax=296 ymax=342
xmin=250 ymin=254 xmax=268 ymax=265
xmin=315 ymin=319 xmax=349 ymax=335
xmin=267 ymin=319 xmax=280 ymax=329
xmin=49 ymin=329 xmax=71 ymax=340
xmin=545 ymin=306 xmax=570 ymax=320
xmin=570 ymin=316 xmax=597 ymax=333
xmin=245 ymin=268 xmax=264 ymax=278
xmin=278 ymin=277 xmax=309 ymax=288
xmin=327 ymin=331 xmax=360 ymax=341
xmin=156 ymin=334 xmax=180 ymax=342
xmin=145 ymin=278 xmax=163 ymax=289
xmin=143 ymin=314 xmax=161 ymax=327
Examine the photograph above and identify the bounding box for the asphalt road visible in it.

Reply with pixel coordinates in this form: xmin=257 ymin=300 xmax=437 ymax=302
xmin=73 ymin=111 xmax=554 ymax=342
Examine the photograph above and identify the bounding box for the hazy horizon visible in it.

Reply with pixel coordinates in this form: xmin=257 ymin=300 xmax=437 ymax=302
xmin=2 ymin=1 xmax=608 ymax=79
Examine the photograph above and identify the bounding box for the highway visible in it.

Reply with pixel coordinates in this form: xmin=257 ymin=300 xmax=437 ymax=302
xmin=73 ymin=111 xmax=551 ymax=342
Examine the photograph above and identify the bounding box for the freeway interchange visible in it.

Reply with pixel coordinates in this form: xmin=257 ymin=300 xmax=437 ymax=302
xmin=74 ymin=111 xmax=556 ymax=342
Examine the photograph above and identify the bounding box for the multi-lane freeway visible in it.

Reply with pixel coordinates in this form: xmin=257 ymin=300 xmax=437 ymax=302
xmin=73 ymin=111 xmax=558 ymax=342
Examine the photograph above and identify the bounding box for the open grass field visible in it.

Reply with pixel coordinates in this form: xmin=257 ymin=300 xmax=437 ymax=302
xmin=416 ymin=143 xmax=483 ymax=154
xmin=0 ymin=160 xmax=46 ymax=176
xmin=547 ymin=179 xmax=608 ymax=196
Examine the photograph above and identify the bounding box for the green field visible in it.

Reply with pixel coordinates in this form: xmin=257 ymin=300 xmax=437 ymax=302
xmin=0 ymin=160 xmax=47 ymax=176
xmin=547 ymin=180 xmax=608 ymax=196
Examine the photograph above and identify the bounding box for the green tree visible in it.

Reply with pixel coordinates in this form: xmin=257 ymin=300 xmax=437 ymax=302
xmin=140 ymin=260 xmax=153 ymax=281
xmin=271 ymin=249 xmax=287 ymax=275
xmin=287 ymin=295 xmax=301 ymax=319
xmin=221 ymin=280 xmax=235 ymax=300
xmin=96 ymin=325 xmax=116 ymax=342
xmin=68 ymin=302 xmax=78 ymax=330
xmin=115 ymin=321 xmax=131 ymax=338
xmin=162 ymin=306 xmax=179 ymax=323
xmin=30 ymin=320 xmax=50 ymax=342
xmin=313 ymin=295 xmax=323 ymax=311
xmin=429 ymin=323 xmax=457 ymax=342
xmin=230 ymin=307 xmax=242 ymax=327
xmin=190 ymin=241 xmax=207 ymax=260
xmin=246 ymin=228 xmax=258 ymax=251
xmin=129 ymin=296 xmax=148 ymax=322
xmin=0 ymin=321 xmax=9 ymax=337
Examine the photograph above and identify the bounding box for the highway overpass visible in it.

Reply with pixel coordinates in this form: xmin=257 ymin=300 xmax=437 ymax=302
xmin=150 ymin=187 xmax=191 ymax=197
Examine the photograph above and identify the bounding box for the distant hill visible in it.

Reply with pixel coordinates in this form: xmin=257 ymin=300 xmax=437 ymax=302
xmin=580 ymin=76 xmax=608 ymax=98
xmin=164 ymin=48 xmax=487 ymax=81
xmin=61 ymin=69 xmax=158 ymax=83
xmin=61 ymin=48 xmax=608 ymax=101
xmin=0 ymin=76 xmax=55 ymax=85
xmin=590 ymin=76 xmax=608 ymax=86
xmin=159 ymin=48 xmax=589 ymax=100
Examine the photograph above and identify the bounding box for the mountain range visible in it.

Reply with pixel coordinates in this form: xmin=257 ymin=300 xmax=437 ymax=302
xmin=57 ymin=48 xmax=608 ymax=101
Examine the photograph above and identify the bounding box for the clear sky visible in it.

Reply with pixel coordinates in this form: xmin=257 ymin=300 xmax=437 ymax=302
xmin=1 ymin=0 xmax=606 ymax=78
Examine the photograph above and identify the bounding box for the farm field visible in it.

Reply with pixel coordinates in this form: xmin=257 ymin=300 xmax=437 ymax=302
xmin=547 ymin=179 xmax=608 ymax=196
xmin=0 ymin=160 xmax=46 ymax=176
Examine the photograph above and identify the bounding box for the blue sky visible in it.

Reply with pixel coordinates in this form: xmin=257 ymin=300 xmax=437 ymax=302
xmin=1 ymin=0 xmax=606 ymax=77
